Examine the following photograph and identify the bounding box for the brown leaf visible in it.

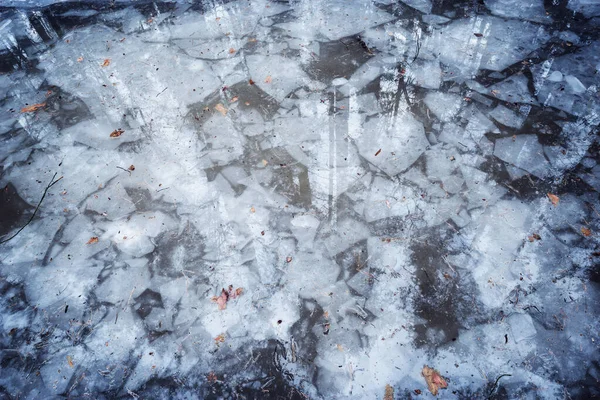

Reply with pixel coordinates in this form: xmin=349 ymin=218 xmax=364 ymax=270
xmin=384 ymin=384 xmax=394 ymax=400
xmin=229 ymin=48 xmax=236 ymax=54
xmin=231 ymin=287 xmax=243 ymax=299
xmin=250 ymin=206 xmax=256 ymax=213
xmin=414 ymin=389 xmax=422 ymax=395
xmin=110 ymin=128 xmax=124 ymax=138
xmin=248 ymin=79 xmax=255 ymax=85
xmin=212 ymin=286 xmax=243 ymax=310
xmin=215 ymin=289 xmax=228 ymax=310
xmin=474 ymin=33 xmax=483 ymax=37
xmin=422 ymin=365 xmax=448 ymax=396
xmin=21 ymin=102 xmax=46 ymax=113
xmin=67 ymin=355 xmax=74 ymax=368
xmin=581 ymin=227 xmax=592 ymax=237
xmin=547 ymin=193 xmax=559 ymax=206
xmin=207 ymin=372 xmax=218 ymax=383
xmin=214 ymin=333 xmax=225 ymax=343
xmin=214 ymin=103 xmax=228 ymax=116
xmin=264 ymin=75 xmax=272 ymax=84
xmin=286 ymin=256 xmax=293 ymax=263
xmin=528 ymin=233 xmax=541 ymax=242
xmin=375 ymin=149 xmax=382 ymax=156
xmin=230 ymin=96 xmax=239 ymax=103
xmin=101 ymin=58 xmax=111 ymax=67
xmin=77 ymin=56 xmax=83 ymax=62
xmin=128 ymin=165 xmax=135 ymax=171
xmin=87 ymin=237 xmax=99 ymax=245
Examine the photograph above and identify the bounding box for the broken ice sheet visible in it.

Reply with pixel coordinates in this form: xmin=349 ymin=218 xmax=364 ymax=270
xmin=0 ymin=1 xmax=599 ymax=399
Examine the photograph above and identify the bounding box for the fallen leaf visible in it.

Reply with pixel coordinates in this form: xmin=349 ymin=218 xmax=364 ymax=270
xmin=214 ymin=333 xmax=225 ymax=343
xmin=375 ymin=149 xmax=382 ymax=156
xmin=207 ymin=372 xmax=218 ymax=383
xmin=264 ymin=75 xmax=272 ymax=84
xmin=212 ymin=288 xmax=228 ymax=310
xmin=230 ymin=96 xmax=239 ymax=103
xmin=286 ymin=256 xmax=293 ymax=263
xmin=245 ymin=101 xmax=251 ymax=106
xmin=414 ymin=389 xmax=422 ymax=395
xmin=67 ymin=355 xmax=74 ymax=367
xmin=336 ymin=344 xmax=344 ymax=352
xmin=250 ymin=207 xmax=256 ymax=213
xmin=422 ymin=366 xmax=448 ymax=396
xmin=211 ymin=286 xmax=243 ymax=310
xmin=248 ymin=79 xmax=255 ymax=85
xmin=581 ymin=227 xmax=592 ymax=237
xmin=128 ymin=165 xmax=135 ymax=171
xmin=110 ymin=128 xmax=124 ymax=138
xmin=101 ymin=58 xmax=111 ymax=67
xmin=214 ymin=103 xmax=228 ymax=116
xmin=474 ymin=33 xmax=483 ymax=37
xmin=20 ymin=103 xmax=46 ymax=113
xmin=547 ymin=193 xmax=559 ymax=206
xmin=231 ymin=286 xmax=243 ymax=299
xmin=248 ymin=37 xmax=257 ymax=42
xmin=528 ymin=233 xmax=541 ymax=242
xmin=77 ymin=56 xmax=83 ymax=62
xmin=229 ymin=48 xmax=236 ymax=54
xmin=87 ymin=237 xmax=99 ymax=245
xmin=262 ymin=159 xmax=268 ymax=166
xmin=147 ymin=18 xmax=154 ymax=23
xmin=384 ymin=384 xmax=394 ymax=400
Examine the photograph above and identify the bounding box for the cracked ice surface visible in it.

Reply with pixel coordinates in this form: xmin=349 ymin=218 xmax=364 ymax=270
xmin=0 ymin=0 xmax=599 ymax=399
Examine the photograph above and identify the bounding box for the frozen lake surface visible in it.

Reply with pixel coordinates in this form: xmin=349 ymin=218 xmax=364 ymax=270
xmin=0 ymin=0 xmax=599 ymax=398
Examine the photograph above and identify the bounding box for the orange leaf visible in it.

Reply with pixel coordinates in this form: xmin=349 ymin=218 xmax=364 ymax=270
xmin=547 ymin=193 xmax=559 ymax=206
xmin=384 ymin=384 xmax=394 ymax=400
xmin=422 ymin=365 xmax=448 ymax=396
xmin=229 ymin=48 xmax=236 ymax=54
xmin=207 ymin=372 xmax=218 ymax=383
xmin=581 ymin=227 xmax=592 ymax=237
xmin=101 ymin=59 xmax=111 ymax=67
xmin=213 ymin=288 xmax=228 ymax=310
xmin=110 ymin=128 xmax=124 ymax=138
xmin=67 ymin=355 xmax=74 ymax=368
xmin=20 ymin=102 xmax=46 ymax=113
xmin=87 ymin=237 xmax=99 ymax=245
xmin=248 ymin=79 xmax=255 ymax=85
xmin=214 ymin=103 xmax=227 ymax=116
xmin=264 ymin=75 xmax=272 ymax=84
xmin=77 ymin=56 xmax=83 ymax=62
xmin=214 ymin=333 xmax=225 ymax=343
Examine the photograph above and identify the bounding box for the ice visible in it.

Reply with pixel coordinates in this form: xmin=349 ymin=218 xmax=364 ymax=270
xmin=484 ymin=0 xmax=551 ymax=24
xmin=400 ymin=0 xmax=432 ymax=14
xmin=423 ymin=16 xmax=549 ymax=78
xmin=356 ymin=112 xmax=428 ymax=176
xmin=1 ymin=1 xmax=599 ymax=399
xmin=488 ymin=104 xmax=527 ymax=128
xmin=567 ymin=0 xmax=600 ymax=17
xmin=508 ymin=313 xmax=537 ymax=343
xmin=494 ymin=135 xmax=551 ymax=179
xmin=424 ymin=92 xmax=463 ymax=121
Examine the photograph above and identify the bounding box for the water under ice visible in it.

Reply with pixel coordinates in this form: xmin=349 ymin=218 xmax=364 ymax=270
xmin=0 ymin=0 xmax=599 ymax=398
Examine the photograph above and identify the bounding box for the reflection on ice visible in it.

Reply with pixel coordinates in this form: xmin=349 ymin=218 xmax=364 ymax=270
xmin=0 ymin=0 xmax=599 ymax=398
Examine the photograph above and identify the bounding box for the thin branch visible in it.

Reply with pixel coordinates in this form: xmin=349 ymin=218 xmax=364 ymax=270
xmin=0 ymin=173 xmax=63 ymax=244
